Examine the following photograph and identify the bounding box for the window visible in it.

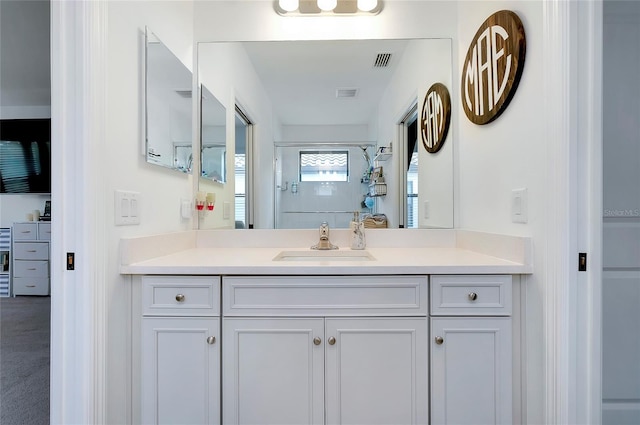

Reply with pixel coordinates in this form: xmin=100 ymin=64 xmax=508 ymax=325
xmin=299 ymin=150 xmax=349 ymax=182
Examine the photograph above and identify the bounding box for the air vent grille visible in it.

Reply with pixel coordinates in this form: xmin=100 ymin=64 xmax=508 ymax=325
xmin=373 ymin=53 xmax=392 ymax=68
xmin=175 ymin=89 xmax=192 ymax=98
xmin=336 ymin=88 xmax=358 ymax=98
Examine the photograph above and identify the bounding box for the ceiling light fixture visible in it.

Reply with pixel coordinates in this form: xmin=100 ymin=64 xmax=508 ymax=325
xmin=317 ymin=0 xmax=337 ymax=11
xmin=279 ymin=0 xmax=299 ymax=12
xmin=275 ymin=0 xmax=382 ymax=16
xmin=357 ymin=0 xmax=377 ymax=12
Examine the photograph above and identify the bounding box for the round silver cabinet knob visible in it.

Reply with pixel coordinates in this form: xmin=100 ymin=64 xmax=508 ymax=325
xmin=435 ymin=336 xmax=444 ymax=345
xmin=313 ymin=337 xmax=322 ymax=346
xmin=175 ymin=294 xmax=185 ymax=302
xmin=207 ymin=336 xmax=216 ymax=345
xmin=468 ymin=292 xmax=478 ymax=301
xmin=328 ymin=336 xmax=336 ymax=345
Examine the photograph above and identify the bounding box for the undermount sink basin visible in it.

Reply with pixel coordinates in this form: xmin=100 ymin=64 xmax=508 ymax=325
xmin=273 ymin=250 xmax=375 ymax=262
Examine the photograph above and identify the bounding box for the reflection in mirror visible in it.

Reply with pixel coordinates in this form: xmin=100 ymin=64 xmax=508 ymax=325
xmin=234 ymin=108 xmax=252 ymax=229
xmin=275 ymin=144 xmax=375 ymax=229
xmin=200 ymin=85 xmax=227 ymax=183
xmin=197 ymin=38 xmax=453 ymax=229
xmin=145 ymin=28 xmax=193 ymax=173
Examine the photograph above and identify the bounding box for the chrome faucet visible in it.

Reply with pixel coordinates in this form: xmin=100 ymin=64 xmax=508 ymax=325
xmin=311 ymin=222 xmax=338 ymax=250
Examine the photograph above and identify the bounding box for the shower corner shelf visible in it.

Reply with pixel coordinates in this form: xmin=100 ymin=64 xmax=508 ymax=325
xmin=374 ymin=146 xmax=392 ymax=162
xmin=368 ymin=182 xmax=387 ymax=197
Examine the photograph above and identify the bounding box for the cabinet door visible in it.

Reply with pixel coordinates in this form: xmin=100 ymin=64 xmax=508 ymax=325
xmin=141 ymin=317 xmax=220 ymax=425
xmin=325 ymin=318 xmax=428 ymax=425
xmin=430 ymin=317 xmax=511 ymax=425
xmin=222 ymin=318 xmax=324 ymax=425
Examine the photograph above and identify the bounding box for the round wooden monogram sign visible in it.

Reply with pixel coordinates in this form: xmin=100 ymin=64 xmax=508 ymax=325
xmin=461 ymin=10 xmax=526 ymax=125
xmin=421 ymin=83 xmax=451 ymax=154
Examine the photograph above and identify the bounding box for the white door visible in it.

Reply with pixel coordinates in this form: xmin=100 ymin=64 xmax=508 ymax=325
xmin=602 ymin=2 xmax=640 ymax=422
xmin=430 ymin=317 xmax=511 ymax=425
xmin=141 ymin=317 xmax=220 ymax=425
xmin=222 ymin=318 xmax=324 ymax=425
xmin=325 ymin=318 xmax=428 ymax=425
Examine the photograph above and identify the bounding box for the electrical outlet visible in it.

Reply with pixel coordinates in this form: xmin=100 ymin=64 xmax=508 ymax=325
xmin=115 ymin=190 xmax=141 ymax=225
xmin=511 ymin=188 xmax=528 ymax=223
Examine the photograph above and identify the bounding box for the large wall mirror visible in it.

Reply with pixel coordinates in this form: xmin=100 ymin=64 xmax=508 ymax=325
xmin=144 ymin=28 xmax=193 ymax=173
xmin=201 ymin=85 xmax=227 ymax=183
xmin=197 ymin=38 xmax=453 ymax=230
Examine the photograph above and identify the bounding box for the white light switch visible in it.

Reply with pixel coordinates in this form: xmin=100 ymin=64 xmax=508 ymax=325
xmin=511 ymin=188 xmax=528 ymax=223
xmin=115 ymin=190 xmax=141 ymax=225
xmin=181 ymin=199 xmax=192 ymax=219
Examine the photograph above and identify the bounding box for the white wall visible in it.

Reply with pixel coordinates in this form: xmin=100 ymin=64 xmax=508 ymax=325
xmin=0 ymin=195 xmax=50 ymax=228
xmin=456 ymin=2 xmax=544 ymax=423
xmin=103 ymin=2 xmax=195 ymax=423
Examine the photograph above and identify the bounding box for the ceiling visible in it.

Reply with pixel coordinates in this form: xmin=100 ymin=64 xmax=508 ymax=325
xmin=241 ymin=39 xmax=409 ymax=126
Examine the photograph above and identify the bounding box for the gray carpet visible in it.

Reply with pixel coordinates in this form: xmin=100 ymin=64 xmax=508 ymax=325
xmin=0 ymin=296 xmax=50 ymax=425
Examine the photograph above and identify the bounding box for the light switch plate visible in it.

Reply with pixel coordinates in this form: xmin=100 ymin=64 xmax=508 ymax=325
xmin=181 ymin=199 xmax=192 ymax=219
xmin=115 ymin=190 xmax=141 ymax=225
xmin=511 ymin=188 xmax=528 ymax=223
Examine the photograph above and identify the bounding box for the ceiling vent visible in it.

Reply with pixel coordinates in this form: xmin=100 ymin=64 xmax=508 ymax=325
xmin=373 ymin=53 xmax=392 ymax=68
xmin=175 ymin=89 xmax=192 ymax=98
xmin=336 ymin=88 xmax=359 ymax=98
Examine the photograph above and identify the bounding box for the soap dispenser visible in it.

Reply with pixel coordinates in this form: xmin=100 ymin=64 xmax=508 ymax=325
xmin=350 ymin=211 xmax=366 ymax=250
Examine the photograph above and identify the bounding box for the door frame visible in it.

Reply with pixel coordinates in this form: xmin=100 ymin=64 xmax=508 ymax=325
xmin=50 ymin=1 xmax=603 ymax=423
xmin=396 ymin=102 xmax=418 ymax=229
xmin=544 ymin=0 xmax=603 ymax=423
xmin=50 ymin=1 xmax=108 ymax=423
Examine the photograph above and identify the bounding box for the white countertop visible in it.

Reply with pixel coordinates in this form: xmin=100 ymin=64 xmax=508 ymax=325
xmin=119 ymin=229 xmax=533 ymax=275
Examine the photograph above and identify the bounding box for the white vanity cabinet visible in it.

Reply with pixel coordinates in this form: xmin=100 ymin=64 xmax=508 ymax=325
xmin=221 ymin=275 xmax=429 ymax=425
xmin=140 ymin=276 xmax=221 ymax=425
xmin=429 ymin=275 xmax=513 ymax=425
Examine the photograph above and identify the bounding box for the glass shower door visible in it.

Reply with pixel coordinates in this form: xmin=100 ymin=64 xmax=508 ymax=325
xmin=274 ymin=144 xmax=374 ymax=229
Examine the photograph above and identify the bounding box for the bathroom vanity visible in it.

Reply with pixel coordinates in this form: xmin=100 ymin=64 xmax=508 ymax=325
xmin=121 ymin=229 xmax=531 ymax=425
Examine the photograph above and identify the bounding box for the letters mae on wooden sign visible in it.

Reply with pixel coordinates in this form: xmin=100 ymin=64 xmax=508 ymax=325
xmin=461 ymin=10 xmax=526 ymax=125
xmin=421 ymin=82 xmax=451 ymax=154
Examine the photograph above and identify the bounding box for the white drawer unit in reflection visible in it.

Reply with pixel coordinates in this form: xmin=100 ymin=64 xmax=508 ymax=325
xmin=12 ymin=222 xmax=51 ymax=296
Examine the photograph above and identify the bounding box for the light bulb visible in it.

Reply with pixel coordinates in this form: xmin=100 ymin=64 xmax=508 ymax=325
xmin=279 ymin=0 xmax=299 ymax=12
xmin=357 ymin=0 xmax=377 ymax=12
xmin=317 ymin=0 xmax=337 ymax=11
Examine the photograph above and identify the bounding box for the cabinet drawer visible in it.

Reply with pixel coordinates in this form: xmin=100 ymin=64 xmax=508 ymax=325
xmin=430 ymin=275 xmax=512 ymax=316
xmin=142 ymin=276 xmax=220 ymax=316
xmin=13 ymin=277 xmax=49 ymax=295
xmin=223 ymin=275 xmax=429 ymax=316
xmin=13 ymin=242 xmax=48 ymax=260
xmin=13 ymin=260 xmax=49 ymax=277
xmin=13 ymin=223 xmax=38 ymax=240
xmin=38 ymin=222 xmax=52 ymax=241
